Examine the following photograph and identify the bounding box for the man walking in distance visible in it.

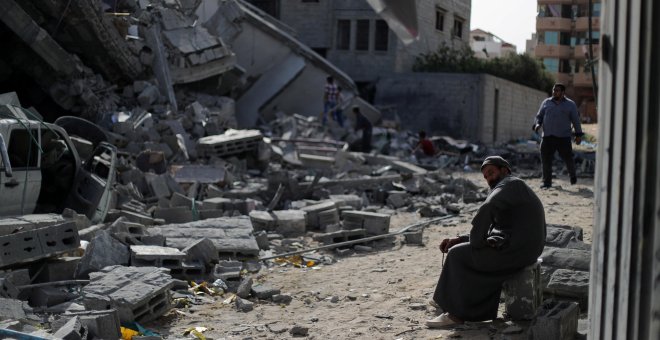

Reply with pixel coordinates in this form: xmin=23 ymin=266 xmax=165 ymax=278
xmin=533 ymin=83 xmax=584 ymax=189
xmin=426 ymin=156 xmax=546 ymax=328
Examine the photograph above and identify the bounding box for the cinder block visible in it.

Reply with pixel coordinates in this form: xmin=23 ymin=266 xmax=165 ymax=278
xmin=318 ymin=209 xmax=340 ymax=229
xmin=145 ymin=173 xmax=171 ymax=199
xmin=34 ymin=257 xmax=81 ymax=283
xmin=503 ymin=260 xmax=543 ymax=320
xmin=130 ymin=245 xmax=186 ymax=268
xmin=273 ymin=210 xmax=306 ymax=237
xmin=53 ymin=316 xmax=88 ymax=340
xmin=403 ymin=229 xmax=424 ymax=245
xmin=528 ymin=300 xmax=579 ymax=340
xmin=153 ymin=206 xmax=194 ymax=224
xmin=211 ymin=261 xmax=243 ymax=281
xmin=29 ymin=286 xmax=78 ymax=307
xmin=169 ymin=260 xmax=206 ymax=280
xmin=313 ymin=229 xmax=367 ymax=244
xmin=300 ymin=201 xmax=337 ymax=230
xmin=183 ymin=238 xmax=219 ymax=266
xmin=0 ymin=229 xmax=42 ymax=266
xmin=75 ymin=231 xmax=130 ymax=279
xmin=342 ymin=211 xmax=390 ymax=235
xmin=0 ymin=277 xmax=19 ymax=299
xmin=118 ymin=210 xmax=156 ymax=226
xmin=39 ymin=221 xmax=80 ymax=255
xmin=249 ymin=211 xmax=277 ymax=232
xmin=65 ymin=309 xmax=121 ymax=340
xmin=0 ymin=222 xmax=80 ymax=268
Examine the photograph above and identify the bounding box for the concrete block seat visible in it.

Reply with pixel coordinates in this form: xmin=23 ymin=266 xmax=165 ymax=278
xmin=502 ymin=258 xmax=543 ymax=320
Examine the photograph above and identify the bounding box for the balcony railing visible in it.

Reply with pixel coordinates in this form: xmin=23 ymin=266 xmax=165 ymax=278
xmin=537 ymin=17 xmax=573 ymax=32
xmin=575 ymin=17 xmax=601 ymax=31
xmin=573 ymin=45 xmax=600 ymax=59
xmin=535 ymin=44 xmax=572 ymax=59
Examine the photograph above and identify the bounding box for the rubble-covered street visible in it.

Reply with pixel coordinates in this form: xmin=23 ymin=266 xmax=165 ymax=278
xmin=0 ymin=0 xmax=598 ymax=339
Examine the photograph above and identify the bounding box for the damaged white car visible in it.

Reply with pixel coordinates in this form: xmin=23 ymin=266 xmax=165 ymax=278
xmin=0 ymin=104 xmax=116 ymax=223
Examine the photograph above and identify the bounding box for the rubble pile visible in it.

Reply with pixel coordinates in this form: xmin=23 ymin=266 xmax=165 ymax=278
xmin=0 ymin=92 xmax=504 ymax=338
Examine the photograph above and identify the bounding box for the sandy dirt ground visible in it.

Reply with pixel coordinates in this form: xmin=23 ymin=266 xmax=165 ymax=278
xmin=148 ymin=170 xmax=594 ymax=340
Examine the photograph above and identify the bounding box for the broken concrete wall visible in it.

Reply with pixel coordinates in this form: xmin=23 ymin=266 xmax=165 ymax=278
xmin=200 ymin=0 xmax=373 ymax=128
xmin=375 ymin=73 xmax=546 ymax=144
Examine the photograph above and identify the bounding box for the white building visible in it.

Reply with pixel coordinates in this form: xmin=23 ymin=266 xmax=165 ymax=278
xmin=469 ymin=29 xmax=517 ymax=59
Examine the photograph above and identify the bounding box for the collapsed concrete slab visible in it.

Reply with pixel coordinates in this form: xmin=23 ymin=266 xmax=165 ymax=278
xmin=151 ymin=217 xmax=260 ymax=259
xmin=81 ymin=266 xmax=174 ymax=324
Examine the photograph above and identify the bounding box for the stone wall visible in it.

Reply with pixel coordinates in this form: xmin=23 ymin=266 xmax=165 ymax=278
xmin=375 ymin=73 xmax=548 ymax=144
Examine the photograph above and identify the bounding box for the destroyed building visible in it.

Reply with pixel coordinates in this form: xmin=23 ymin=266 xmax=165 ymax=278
xmin=0 ymin=0 xmax=600 ymax=339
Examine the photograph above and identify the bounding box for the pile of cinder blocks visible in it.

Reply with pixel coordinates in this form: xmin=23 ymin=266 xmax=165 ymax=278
xmin=82 ymin=266 xmax=175 ymax=324
xmin=0 ymin=221 xmax=80 ymax=268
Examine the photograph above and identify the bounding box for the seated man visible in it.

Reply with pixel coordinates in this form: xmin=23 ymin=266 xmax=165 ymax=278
xmin=426 ymin=156 xmax=546 ymax=328
xmin=412 ymin=130 xmax=435 ymax=159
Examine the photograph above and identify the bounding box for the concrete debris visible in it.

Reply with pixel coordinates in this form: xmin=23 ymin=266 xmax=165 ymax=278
xmin=82 ymin=266 xmax=174 ymax=323
xmin=528 ymin=300 xmax=579 ymax=340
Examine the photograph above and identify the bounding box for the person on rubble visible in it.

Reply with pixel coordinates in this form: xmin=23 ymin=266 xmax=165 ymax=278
xmin=353 ymin=106 xmax=372 ymax=152
xmin=533 ymin=83 xmax=584 ymax=189
xmin=412 ymin=130 xmax=436 ymax=159
xmin=322 ymin=76 xmax=339 ymax=126
xmin=426 ymin=156 xmax=546 ymax=329
xmin=332 ymin=86 xmax=345 ymax=127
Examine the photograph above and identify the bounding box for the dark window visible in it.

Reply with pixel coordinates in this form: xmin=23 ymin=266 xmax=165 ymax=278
xmin=538 ymin=4 xmax=572 ymax=18
xmin=355 ymin=20 xmax=370 ymax=51
xmin=245 ymin=0 xmax=280 ymax=18
xmin=435 ymin=8 xmax=445 ymax=31
xmin=336 ymin=20 xmax=351 ymax=50
xmin=453 ymin=17 xmax=463 ymax=38
xmin=7 ymin=129 xmax=40 ymax=168
xmin=374 ymin=20 xmax=389 ymax=51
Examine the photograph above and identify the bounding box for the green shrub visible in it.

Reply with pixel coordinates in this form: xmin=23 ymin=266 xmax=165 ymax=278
xmin=413 ymin=44 xmax=555 ymax=93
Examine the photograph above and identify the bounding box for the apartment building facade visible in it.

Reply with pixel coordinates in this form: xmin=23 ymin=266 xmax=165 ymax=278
xmin=246 ymin=0 xmax=471 ymax=93
xmin=535 ymin=0 xmax=601 ymax=122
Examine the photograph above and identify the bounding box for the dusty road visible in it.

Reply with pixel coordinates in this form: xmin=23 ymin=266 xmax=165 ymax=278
xmin=149 ymin=171 xmax=594 ymax=339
